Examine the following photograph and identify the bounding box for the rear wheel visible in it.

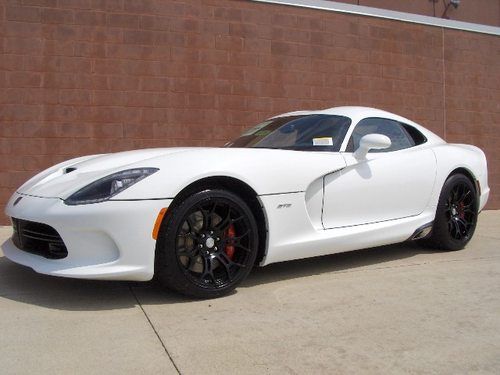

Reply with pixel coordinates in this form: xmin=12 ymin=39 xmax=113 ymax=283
xmin=155 ymin=189 xmax=258 ymax=298
xmin=422 ymin=174 xmax=478 ymax=251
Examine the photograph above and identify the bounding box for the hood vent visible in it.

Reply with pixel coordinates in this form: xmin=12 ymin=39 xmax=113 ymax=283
xmin=64 ymin=167 xmax=77 ymax=174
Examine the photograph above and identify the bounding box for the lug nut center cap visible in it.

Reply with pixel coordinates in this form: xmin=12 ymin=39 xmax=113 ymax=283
xmin=205 ymin=237 xmax=215 ymax=249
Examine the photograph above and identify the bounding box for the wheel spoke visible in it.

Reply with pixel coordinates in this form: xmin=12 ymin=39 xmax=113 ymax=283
xmin=209 ymin=201 xmax=218 ymax=215
xmin=463 ymin=208 xmax=475 ymax=215
xmin=208 ymin=202 xmax=219 ymax=228
xmin=215 ymin=253 xmax=233 ymax=282
xmin=223 ymin=237 xmax=252 ymax=253
xmin=458 ymin=218 xmax=471 ymax=240
xmin=177 ymin=232 xmax=197 ymax=240
xmin=188 ymin=255 xmax=200 ymax=269
xmin=235 ymin=243 xmax=252 ymax=253
xmin=178 ymin=246 xmax=197 ymax=258
xmin=196 ymin=206 xmax=210 ymax=230
xmin=451 ymin=219 xmax=462 ymax=239
xmin=186 ymin=214 xmax=198 ymax=233
xmin=223 ymin=229 xmax=250 ymax=244
xmin=231 ymin=215 xmax=244 ymax=223
xmin=451 ymin=186 xmax=459 ymax=202
xmin=201 ymin=257 xmax=216 ymax=284
xmin=456 ymin=184 xmax=465 ymax=202
xmin=457 ymin=217 xmax=469 ymax=231
xmin=463 ymin=201 xmax=473 ymax=208
xmin=225 ymin=237 xmax=252 ymax=252
xmin=461 ymin=190 xmax=471 ymax=203
xmin=448 ymin=218 xmax=455 ymax=236
xmin=234 ymin=229 xmax=250 ymax=240
xmin=215 ymin=208 xmax=232 ymax=231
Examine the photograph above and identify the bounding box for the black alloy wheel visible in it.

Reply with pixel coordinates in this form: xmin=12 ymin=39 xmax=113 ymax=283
xmin=422 ymin=174 xmax=478 ymax=251
xmin=155 ymin=189 xmax=258 ymax=298
xmin=445 ymin=181 xmax=476 ymax=242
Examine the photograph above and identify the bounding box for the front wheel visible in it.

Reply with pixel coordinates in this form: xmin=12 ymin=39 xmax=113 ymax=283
xmin=155 ymin=189 xmax=259 ymax=298
xmin=422 ymin=174 xmax=478 ymax=251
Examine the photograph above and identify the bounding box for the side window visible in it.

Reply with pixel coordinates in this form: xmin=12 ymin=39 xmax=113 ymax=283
xmin=402 ymin=123 xmax=427 ymax=146
xmin=292 ymin=116 xmax=351 ymax=151
xmin=346 ymin=118 xmax=415 ymax=153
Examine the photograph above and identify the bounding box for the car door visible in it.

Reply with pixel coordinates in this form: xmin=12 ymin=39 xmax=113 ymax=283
xmin=322 ymin=117 xmax=436 ymax=229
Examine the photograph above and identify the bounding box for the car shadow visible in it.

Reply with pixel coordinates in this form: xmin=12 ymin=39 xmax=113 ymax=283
xmin=242 ymin=241 xmax=432 ymax=287
xmin=0 ymin=241 xmax=434 ymax=311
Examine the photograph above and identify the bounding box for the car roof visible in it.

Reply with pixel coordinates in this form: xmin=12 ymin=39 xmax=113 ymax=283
xmin=271 ymin=106 xmax=445 ymax=144
xmin=273 ymin=106 xmax=409 ymax=122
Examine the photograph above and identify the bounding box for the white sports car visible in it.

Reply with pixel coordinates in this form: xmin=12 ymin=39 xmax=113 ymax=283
xmin=2 ymin=107 xmax=489 ymax=298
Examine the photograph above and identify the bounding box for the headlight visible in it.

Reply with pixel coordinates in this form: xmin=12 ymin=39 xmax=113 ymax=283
xmin=64 ymin=168 xmax=159 ymax=205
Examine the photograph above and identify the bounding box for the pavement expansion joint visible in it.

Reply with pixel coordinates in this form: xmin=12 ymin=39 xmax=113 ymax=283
xmin=329 ymin=254 xmax=500 ymax=276
xmin=129 ymin=285 xmax=182 ymax=375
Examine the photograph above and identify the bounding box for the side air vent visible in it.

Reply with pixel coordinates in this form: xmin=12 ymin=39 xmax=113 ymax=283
xmin=409 ymin=222 xmax=433 ymax=241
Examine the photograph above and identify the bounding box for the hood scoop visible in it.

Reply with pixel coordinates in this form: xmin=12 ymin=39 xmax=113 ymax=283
xmin=64 ymin=167 xmax=77 ymax=174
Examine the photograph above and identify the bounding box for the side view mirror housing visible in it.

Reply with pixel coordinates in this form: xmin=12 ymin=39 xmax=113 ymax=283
xmin=353 ymin=134 xmax=391 ymax=159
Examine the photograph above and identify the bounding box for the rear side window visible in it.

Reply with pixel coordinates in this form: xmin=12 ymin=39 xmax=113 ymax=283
xmin=402 ymin=123 xmax=427 ymax=146
xmin=346 ymin=118 xmax=415 ymax=153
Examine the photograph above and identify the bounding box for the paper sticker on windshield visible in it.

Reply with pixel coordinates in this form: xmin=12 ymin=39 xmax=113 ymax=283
xmin=313 ymin=137 xmax=333 ymax=146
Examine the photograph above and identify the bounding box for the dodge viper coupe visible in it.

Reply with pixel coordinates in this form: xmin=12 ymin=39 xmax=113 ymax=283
xmin=2 ymin=107 xmax=489 ymax=298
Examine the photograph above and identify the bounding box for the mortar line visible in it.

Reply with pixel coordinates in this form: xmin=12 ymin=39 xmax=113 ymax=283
xmin=129 ymin=286 xmax=182 ymax=375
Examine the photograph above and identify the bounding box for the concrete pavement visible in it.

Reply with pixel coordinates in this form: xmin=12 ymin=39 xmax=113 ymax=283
xmin=0 ymin=211 xmax=499 ymax=374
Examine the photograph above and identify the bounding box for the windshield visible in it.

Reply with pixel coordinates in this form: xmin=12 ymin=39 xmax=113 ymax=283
xmin=226 ymin=115 xmax=351 ymax=152
xmin=226 ymin=114 xmax=351 ymax=151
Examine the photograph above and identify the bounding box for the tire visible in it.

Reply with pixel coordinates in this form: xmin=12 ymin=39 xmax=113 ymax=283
xmin=155 ymin=189 xmax=259 ymax=298
xmin=422 ymin=174 xmax=478 ymax=251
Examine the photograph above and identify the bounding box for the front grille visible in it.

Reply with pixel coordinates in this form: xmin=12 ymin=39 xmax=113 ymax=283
xmin=11 ymin=218 xmax=68 ymax=259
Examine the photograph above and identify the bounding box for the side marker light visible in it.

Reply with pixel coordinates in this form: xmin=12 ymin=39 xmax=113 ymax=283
xmin=152 ymin=208 xmax=168 ymax=240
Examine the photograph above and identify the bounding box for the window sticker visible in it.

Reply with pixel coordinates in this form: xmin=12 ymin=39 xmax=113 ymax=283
xmin=312 ymin=137 xmax=333 ymax=146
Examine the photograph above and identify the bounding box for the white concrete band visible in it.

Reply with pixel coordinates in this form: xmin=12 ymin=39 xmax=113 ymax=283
xmin=251 ymin=0 xmax=500 ymax=36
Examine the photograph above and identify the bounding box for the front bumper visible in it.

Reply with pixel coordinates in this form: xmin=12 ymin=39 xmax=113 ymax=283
xmin=2 ymin=193 xmax=172 ymax=281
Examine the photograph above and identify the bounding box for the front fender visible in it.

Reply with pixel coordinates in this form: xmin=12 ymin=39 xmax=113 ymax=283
xmin=116 ymin=148 xmax=347 ymax=199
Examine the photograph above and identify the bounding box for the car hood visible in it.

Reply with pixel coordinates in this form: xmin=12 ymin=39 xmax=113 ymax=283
xmin=17 ymin=148 xmax=198 ymax=199
xmin=17 ymin=147 xmax=347 ymax=199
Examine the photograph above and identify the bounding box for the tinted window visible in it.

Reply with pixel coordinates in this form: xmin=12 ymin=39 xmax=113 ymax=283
xmin=402 ymin=123 xmax=427 ymax=145
xmin=346 ymin=118 xmax=415 ymax=153
xmin=227 ymin=115 xmax=351 ymax=152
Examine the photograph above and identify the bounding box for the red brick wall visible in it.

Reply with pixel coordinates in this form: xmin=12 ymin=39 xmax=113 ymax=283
xmin=0 ymin=0 xmax=499 ymax=225
xmin=444 ymin=29 xmax=500 ymax=207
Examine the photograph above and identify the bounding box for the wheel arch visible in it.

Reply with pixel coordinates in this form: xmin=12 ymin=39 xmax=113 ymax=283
xmin=448 ymin=167 xmax=478 ymax=195
xmin=422 ymin=166 xmax=479 ymax=251
xmin=167 ymin=176 xmax=268 ymax=265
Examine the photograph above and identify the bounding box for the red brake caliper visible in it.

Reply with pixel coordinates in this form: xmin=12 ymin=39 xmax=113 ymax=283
xmin=458 ymin=202 xmax=465 ymax=219
xmin=225 ymin=224 xmax=236 ymax=260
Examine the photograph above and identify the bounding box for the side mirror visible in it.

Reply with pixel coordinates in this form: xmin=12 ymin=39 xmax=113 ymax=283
xmin=353 ymin=134 xmax=391 ymax=159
